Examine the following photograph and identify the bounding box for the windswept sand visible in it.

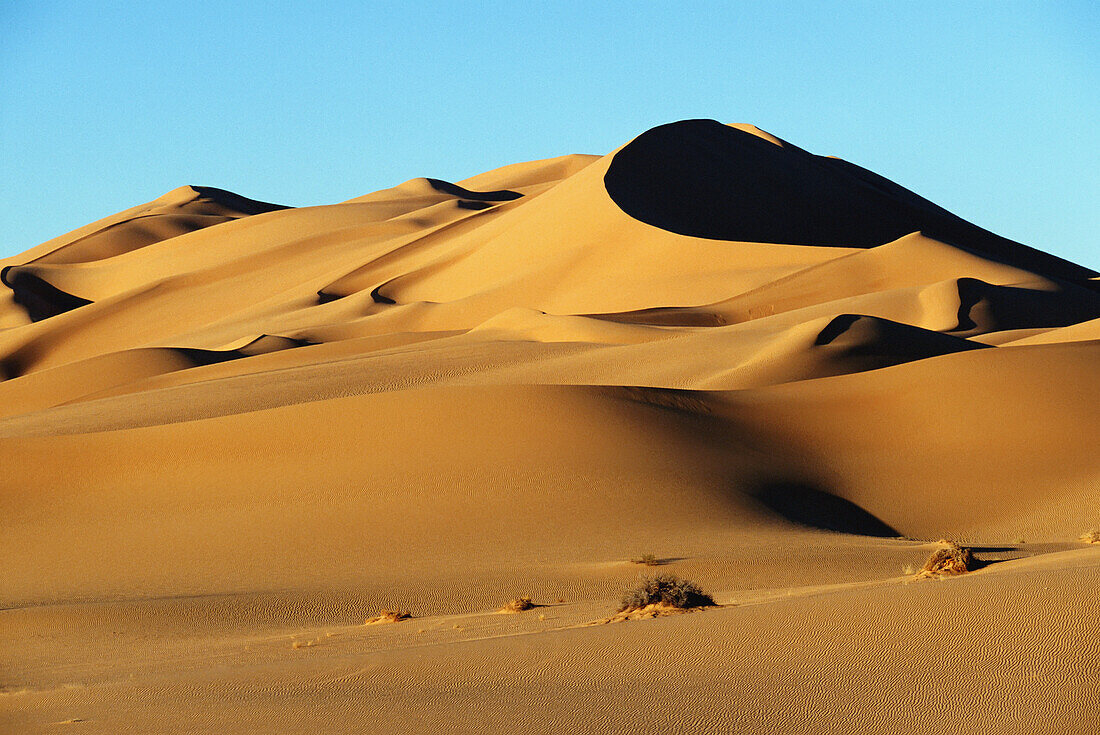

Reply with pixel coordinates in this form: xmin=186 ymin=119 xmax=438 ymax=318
xmin=2 ymin=120 xmax=1098 ymax=733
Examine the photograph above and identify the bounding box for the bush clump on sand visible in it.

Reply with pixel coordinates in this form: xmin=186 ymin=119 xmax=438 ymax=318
xmin=631 ymin=553 xmax=659 ymax=566
xmin=916 ymin=541 xmax=973 ymax=578
xmin=1079 ymin=530 xmax=1100 ymax=544
xmin=500 ymin=596 xmax=536 ymax=613
xmin=364 ymin=609 xmax=412 ymax=625
xmin=620 ymin=574 xmax=714 ymax=612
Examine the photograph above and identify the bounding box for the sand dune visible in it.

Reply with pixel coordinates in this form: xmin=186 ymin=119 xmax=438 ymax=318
xmin=2 ymin=120 xmax=1097 ymax=734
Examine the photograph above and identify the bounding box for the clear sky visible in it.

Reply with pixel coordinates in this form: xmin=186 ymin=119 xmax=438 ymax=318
xmin=1 ymin=1 xmax=1096 ymax=268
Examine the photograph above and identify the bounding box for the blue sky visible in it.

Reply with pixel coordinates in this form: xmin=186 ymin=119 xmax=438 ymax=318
xmin=1 ymin=1 xmax=1096 ymax=267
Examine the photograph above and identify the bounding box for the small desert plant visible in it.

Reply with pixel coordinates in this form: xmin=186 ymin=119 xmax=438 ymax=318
xmin=1079 ymin=529 xmax=1100 ymax=544
xmin=619 ymin=574 xmax=714 ymax=612
xmin=364 ymin=609 xmax=412 ymax=625
xmin=631 ymin=553 xmax=659 ymax=566
xmin=500 ymin=596 xmax=535 ymax=613
xmin=916 ymin=541 xmax=973 ymax=578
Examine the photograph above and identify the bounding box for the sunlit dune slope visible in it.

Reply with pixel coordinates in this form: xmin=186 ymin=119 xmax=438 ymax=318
xmin=1 ymin=119 xmax=1097 ymax=608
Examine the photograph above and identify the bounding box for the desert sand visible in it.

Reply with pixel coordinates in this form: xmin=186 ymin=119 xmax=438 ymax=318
xmin=2 ymin=119 xmax=1098 ymax=733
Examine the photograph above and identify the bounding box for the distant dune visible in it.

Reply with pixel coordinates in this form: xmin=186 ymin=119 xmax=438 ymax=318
xmin=2 ymin=120 xmax=1098 ymax=734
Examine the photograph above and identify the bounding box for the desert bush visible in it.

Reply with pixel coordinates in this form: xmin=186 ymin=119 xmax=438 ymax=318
xmin=501 ymin=596 xmax=535 ymax=613
xmin=917 ymin=541 xmax=973 ymax=577
xmin=631 ymin=553 xmax=659 ymax=566
xmin=364 ymin=609 xmax=412 ymax=625
xmin=1079 ymin=529 xmax=1100 ymax=544
xmin=620 ymin=574 xmax=714 ymax=612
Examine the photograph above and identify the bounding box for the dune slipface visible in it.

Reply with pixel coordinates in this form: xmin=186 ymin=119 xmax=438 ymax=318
xmin=2 ymin=121 xmax=1098 ymax=734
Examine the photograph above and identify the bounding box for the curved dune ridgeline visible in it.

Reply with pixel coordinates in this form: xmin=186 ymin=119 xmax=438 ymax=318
xmin=2 ymin=122 xmax=1098 ymax=735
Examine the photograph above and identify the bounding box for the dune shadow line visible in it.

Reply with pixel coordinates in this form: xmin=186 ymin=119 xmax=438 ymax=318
xmin=750 ymin=480 xmax=900 ymax=537
xmin=425 ymin=178 xmax=522 ymax=202
xmin=1 ymin=265 xmax=92 ymax=322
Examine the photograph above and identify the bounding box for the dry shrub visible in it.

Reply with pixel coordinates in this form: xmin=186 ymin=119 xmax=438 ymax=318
xmin=631 ymin=554 xmax=659 ymax=566
xmin=620 ymin=574 xmax=714 ymax=612
xmin=364 ymin=609 xmax=412 ymax=625
xmin=500 ymin=597 xmax=535 ymax=613
xmin=916 ymin=541 xmax=973 ymax=578
xmin=1079 ymin=530 xmax=1100 ymax=544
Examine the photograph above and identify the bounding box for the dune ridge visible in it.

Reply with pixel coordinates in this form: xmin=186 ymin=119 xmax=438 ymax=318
xmin=2 ymin=120 xmax=1097 ymax=734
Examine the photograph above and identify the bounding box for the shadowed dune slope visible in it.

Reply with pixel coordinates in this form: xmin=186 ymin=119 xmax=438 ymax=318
xmin=604 ymin=119 xmax=1096 ymax=282
xmin=1 ymin=120 xmax=1098 ymax=734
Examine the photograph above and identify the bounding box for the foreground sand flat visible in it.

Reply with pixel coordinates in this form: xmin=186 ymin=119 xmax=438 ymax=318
xmin=5 ymin=546 xmax=1099 ymax=733
xmin=2 ymin=120 xmax=1098 ymax=732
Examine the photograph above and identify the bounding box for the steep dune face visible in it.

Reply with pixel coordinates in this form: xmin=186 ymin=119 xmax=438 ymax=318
xmin=1 ymin=121 xmax=1098 ymax=733
xmin=605 ymin=119 xmax=1094 ymax=281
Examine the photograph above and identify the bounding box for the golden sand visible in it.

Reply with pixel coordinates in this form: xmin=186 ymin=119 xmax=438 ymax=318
xmin=2 ymin=121 xmax=1098 ymax=733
